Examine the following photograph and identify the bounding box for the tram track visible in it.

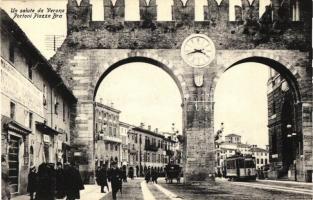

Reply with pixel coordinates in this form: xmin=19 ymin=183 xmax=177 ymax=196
xmin=229 ymin=181 xmax=313 ymax=196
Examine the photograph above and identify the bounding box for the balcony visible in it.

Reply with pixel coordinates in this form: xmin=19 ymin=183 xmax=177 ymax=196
xmin=144 ymin=144 xmax=158 ymax=152
xmin=98 ymin=133 xmax=122 ymax=143
xmin=128 ymin=148 xmax=138 ymax=154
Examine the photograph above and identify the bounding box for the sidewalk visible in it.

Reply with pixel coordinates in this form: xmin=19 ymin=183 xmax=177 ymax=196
xmin=257 ymin=179 xmax=313 ymax=186
xmin=12 ymin=184 xmax=109 ymax=200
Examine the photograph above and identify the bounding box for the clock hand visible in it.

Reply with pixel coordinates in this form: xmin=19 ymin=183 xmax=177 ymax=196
xmin=187 ymin=49 xmax=204 ymax=55
xmin=187 ymin=50 xmax=197 ymax=55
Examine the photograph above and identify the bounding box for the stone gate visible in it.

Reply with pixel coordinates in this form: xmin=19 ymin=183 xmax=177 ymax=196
xmin=50 ymin=0 xmax=312 ymax=183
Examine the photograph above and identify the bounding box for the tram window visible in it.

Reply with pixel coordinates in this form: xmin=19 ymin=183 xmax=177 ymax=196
xmin=226 ymin=160 xmax=236 ymax=169
xmin=238 ymin=159 xmax=244 ymax=168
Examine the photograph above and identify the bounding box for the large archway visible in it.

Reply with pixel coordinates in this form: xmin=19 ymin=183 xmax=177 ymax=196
xmin=212 ymin=56 xmax=307 ymax=181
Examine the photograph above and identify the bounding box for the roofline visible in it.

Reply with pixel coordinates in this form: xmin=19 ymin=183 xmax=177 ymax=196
xmin=132 ymin=127 xmax=165 ymax=139
xmin=95 ymin=102 xmax=121 ymax=113
xmin=0 ymin=9 xmax=77 ymax=103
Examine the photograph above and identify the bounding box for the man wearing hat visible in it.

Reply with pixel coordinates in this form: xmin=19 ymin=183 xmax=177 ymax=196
xmin=109 ymin=161 xmax=122 ymax=200
xmin=27 ymin=166 xmax=37 ymax=200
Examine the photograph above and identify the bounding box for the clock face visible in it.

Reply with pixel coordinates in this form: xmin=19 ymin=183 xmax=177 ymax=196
xmin=181 ymin=34 xmax=216 ymax=68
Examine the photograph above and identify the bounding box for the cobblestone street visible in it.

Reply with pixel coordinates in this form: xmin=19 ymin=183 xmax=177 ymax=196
xmin=100 ymin=178 xmax=313 ymax=200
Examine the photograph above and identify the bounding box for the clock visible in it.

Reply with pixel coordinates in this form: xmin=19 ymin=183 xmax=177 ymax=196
xmin=181 ymin=34 xmax=216 ymax=68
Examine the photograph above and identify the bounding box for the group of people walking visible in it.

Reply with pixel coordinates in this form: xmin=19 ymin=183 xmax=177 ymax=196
xmin=95 ymin=161 xmax=123 ymax=200
xmin=144 ymin=167 xmax=159 ymax=184
xmin=27 ymin=162 xmax=84 ymax=200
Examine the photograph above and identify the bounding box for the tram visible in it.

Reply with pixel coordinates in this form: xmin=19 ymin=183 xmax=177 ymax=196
xmin=224 ymin=154 xmax=257 ymax=181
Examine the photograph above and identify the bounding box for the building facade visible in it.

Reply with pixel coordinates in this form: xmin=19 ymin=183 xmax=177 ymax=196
xmin=1 ymin=9 xmax=76 ymax=196
xmin=94 ymin=100 xmax=121 ymax=167
xmin=119 ymin=121 xmax=134 ymax=167
xmin=131 ymin=124 xmax=176 ymax=176
xmin=250 ymin=147 xmax=269 ymax=169
xmin=267 ymin=68 xmax=307 ymax=181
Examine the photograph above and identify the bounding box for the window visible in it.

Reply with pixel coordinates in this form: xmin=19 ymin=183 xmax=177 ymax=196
xmin=63 ymin=102 xmax=66 ymax=121
xmin=113 ymin=127 xmax=116 ymax=137
xmin=261 ymin=159 xmax=263 ymax=164
xmin=10 ymin=102 xmax=15 ymax=119
xmin=54 ymin=93 xmax=59 ymax=115
xmin=272 ymin=101 xmax=276 ymax=114
xmin=265 ymin=159 xmax=268 ymax=165
xmin=105 ymin=143 xmax=108 ymax=150
xmin=115 ymin=145 xmax=118 ymax=151
xmin=29 ymin=112 xmax=33 ymax=129
xmin=110 ymin=143 xmax=113 ymax=151
xmin=272 ymin=130 xmax=277 ymax=154
xmin=27 ymin=60 xmax=32 ymax=80
xmin=292 ymin=0 xmax=300 ymax=21
xmin=43 ymin=84 xmax=47 ymax=106
xmin=29 ymin=146 xmax=34 ymax=166
xmin=257 ymin=159 xmax=259 ymax=164
xmin=109 ymin=127 xmax=112 ymax=136
xmin=9 ymin=41 xmax=14 ymax=63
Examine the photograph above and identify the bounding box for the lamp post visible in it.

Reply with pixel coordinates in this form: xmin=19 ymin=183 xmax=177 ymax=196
xmin=286 ymin=124 xmax=297 ymax=181
xmin=139 ymin=134 xmax=142 ymax=177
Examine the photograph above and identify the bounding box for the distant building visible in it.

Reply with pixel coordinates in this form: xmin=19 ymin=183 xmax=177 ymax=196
xmin=94 ymin=100 xmax=121 ymax=167
xmin=250 ymin=146 xmax=269 ymax=169
xmin=1 ymin=9 xmax=76 ymax=195
xmin=119 ymin=121 xmax=133 ymax=166
xmin=132 ymin=123 xmax=176 ymax=176
xmin=225 ymin=133 xmax=241 ymax=144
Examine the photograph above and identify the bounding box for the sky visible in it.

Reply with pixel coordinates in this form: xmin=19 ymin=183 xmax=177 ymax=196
xmin=1 ymin=0 xmax=271 ymax=147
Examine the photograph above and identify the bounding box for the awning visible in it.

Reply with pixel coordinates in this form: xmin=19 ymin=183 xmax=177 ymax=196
xmin=1 ymin=115 xmax=31 ymax=136
xmin=35 ymin=121 xmax=60 ymax=136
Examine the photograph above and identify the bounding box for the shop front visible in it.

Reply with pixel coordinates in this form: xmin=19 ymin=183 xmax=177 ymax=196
xmin=35 ymin=121 xmax=60 ymax=164
xmin=1 ymin=115 xmax=31 ymax=195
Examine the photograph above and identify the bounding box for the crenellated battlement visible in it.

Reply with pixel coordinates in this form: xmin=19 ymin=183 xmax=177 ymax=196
xmin=66 ymin=0 xmax=309 ymax=34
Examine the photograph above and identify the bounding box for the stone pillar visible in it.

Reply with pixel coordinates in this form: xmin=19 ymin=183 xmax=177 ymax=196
xmin=183 ymin=68 xmax=215 ymax=184
xmin=73 ymin=101 xmax=95 ymax=184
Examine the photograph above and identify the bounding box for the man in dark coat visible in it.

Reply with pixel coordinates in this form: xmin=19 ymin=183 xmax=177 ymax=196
xmin=96 ymin=164 xmax=109 ymax=193
xmin=64 ymin=163 xmax=84 ymax=200
xmin=109 ymin=162 xmax=122 ymax=200
xmin=27 ymin=166 xmax=37 ymax=200
xmin=151 ymin=168 xmax=158 ymax=184
xmin=145 ymin=167 xmax=151 ymax=183
xmin=121 ymin=165 xmax=127 ymax=183
xmin=55 ymin=162 xmax=66 ymax=199
xmin=36 ymin=163 xmax=56 ymax=200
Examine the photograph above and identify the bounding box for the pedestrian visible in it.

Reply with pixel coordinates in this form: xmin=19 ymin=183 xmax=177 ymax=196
xmin=151 ymin=168 xmax=158 ymax=184
xmin=128 ymin=167 xmax=134 ymax=179
xmin=122 ymin=165 xmax=127 ymax=182
xmin=36 ymin=162 xmax=56 ymax=200
xmin=55 ymin=162 xmax=66 ymax=199
xmin=145 ymin=166 xmax=151 ymax=183
xmin=109 ymin=161 xmax=122 ymax=200
xmin=27 ymin=166 xmax=37 ymax=200
xmin=64 ymin=162 xmax=84 ymax=200
xmin=96 ymin=164 xmax=109 ymax=193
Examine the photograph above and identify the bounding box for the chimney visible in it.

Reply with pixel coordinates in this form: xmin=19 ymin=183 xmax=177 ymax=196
xmin=148 ymin=125 xmax=151 ymax=131
xmin=110 ymin=102 xmax=114 ymax=108
xmin=100 ymin=98 xmax=103 ymax=104
xmin=155 ymin=128 xmax=158 ymax=133
xmin=140 ymin=122 xmax=145 ymax=128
